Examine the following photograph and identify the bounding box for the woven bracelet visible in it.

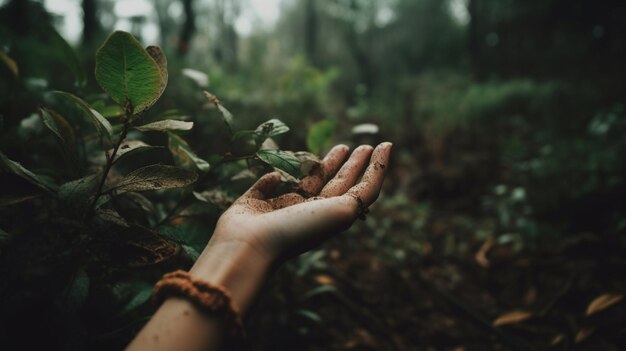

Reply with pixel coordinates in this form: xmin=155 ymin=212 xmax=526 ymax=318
xmin=152 ymin=270 xmax=244 ymax=338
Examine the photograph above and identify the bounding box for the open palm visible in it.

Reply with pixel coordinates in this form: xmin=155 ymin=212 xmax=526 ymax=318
xmin=211 ymin=142 xmax=393 ymax=261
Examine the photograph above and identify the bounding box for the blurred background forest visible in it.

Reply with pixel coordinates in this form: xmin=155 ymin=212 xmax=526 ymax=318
xmin=1 ymin=0 xmax=625 ymax=350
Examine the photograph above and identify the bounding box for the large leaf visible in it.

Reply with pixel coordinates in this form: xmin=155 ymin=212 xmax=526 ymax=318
xmin=307 ymin=120 xmax=335 ymax=155
xmin=0 ymin=152 xmax=57 ymax=193
xmin=105 ymin=165 xmax=197 ymax=194
xmin=50 ymin=91 xmax=113 ymax=141
xmin=95 ymin=31 xmax=167 ymax=114
xmin=135 ymin=120 xmax=193 ymax=132
xmin=256 ymin=149 xmax=303 ymax=178
xmin=168 ymin=133 xmax=210 ymax=172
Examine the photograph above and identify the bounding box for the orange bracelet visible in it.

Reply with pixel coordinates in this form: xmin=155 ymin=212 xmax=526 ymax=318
xmin=152 ymin=270 xmax=244 ymax=337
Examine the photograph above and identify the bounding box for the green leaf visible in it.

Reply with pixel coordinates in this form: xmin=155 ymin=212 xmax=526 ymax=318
xmin=100 ymin=105 xmax=124 ymax=118
xmin=296 ymin=309 xmax=323 ymax=324
xmin=0 ymin=228 xmax=8 ymax=244
xmin=105 ymin=165 xmax=197 ymax=194
xmin=41 ymin=24 xmax=86 ymax=87
xmin=0 ymin=194 xmax=41 ymax=207
xmin=120 ymin=192 xmax=155 ymax=213
xmin=300 ymin=285 xmax=338 ymax=300
xmin=239 ymin=119 xmax=291 ymax=146
xmin=192 ymin=189 xmax=233 ymax=210
xmin=108 ymin=140 xmax=162 ymax=164
xmin=307 ymin=120 xmax=335 ymax=154
xmin=256 ymin=119 xmax=290 ymax=138
xmin=64 ymin=269 xmax=89 ymax=309
xmin=256 ymin=150 xmax=303 ymax=178
xmin=40 ymin=108 xmax=77 ymax=155
xmin=168 ymin=133 xmax=210 ymax=172
xmin=95 ymin=208 xmax=129 ymax=227
xmin=50 ymin=91 xmax=113 ymax=141
xmin=113 ymin=281 xmax=153 ymax=315
xmin=0 ymin=152 xmax=57 ymax=193
xmin=135 ymin=120 xmax=193 ymax=132
xmin=0 ymin=50 xmax=18 ymax=76
xmin=182 ymin=245 xmax=200 ymax=261
xmin=95 ymin=31 xmax=167 ymax=114
xmin=58 ymin=173 xmax=101 ymax=213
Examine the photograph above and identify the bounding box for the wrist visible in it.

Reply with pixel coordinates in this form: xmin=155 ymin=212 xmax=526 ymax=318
xmin=189 ymin=239 xmax=272 ymax=314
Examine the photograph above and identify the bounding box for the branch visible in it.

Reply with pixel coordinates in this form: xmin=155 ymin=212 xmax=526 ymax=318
xmin=86 ymin=109 xmax=132 ymax=220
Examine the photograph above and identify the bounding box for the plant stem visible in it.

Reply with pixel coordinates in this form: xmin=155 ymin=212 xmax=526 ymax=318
xmin=86 ymin=117 xmax=131 ymax=220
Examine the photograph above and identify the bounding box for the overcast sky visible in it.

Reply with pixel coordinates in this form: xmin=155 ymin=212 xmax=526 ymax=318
xmin=41 ymin=0 xmax=281 ymax=44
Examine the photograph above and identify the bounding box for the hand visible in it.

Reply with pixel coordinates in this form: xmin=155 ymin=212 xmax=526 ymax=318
xmin=211 ymin=142 xmax=393 ymax=262
xmin=189 ymin=142 xmax=392 ymax=313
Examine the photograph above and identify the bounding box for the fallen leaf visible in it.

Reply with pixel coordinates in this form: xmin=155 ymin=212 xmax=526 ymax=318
xmin=585 ymin=293 xmax=623 ymax=316
xmin=523 ymin=287 xmax=537 ymax=305
xmin=550 ymin=334 xmax=564 ymax=346
xmin=315 ymin=274 xmax=334 ymax=285
xmin=475 ymin=236 xmax=495 ymax=268
xmin=575 ymin=328 xmax=594 ymax=343
xmin=329 ymin=249 xmax=341 ymax=260
xmin=492 ymin=310 xmax=533 ymax=326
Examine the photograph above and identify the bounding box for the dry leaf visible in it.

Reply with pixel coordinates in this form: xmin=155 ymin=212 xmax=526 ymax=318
xmin=475 ymin=236 xmax=495 ymax=268
xmin=523 ymin=287 xmax=537 ymax=305
xmin=315 ymin=274 xmax=334 ymax=285
xmin=492 ymin=310 xmax=533 ymax=326
xmin=550 ymin=334 xmax=564 ymax=346
xmin=585 ymin=293 xmax=623 ymax=316
xmin=575 ymin=328 xmax=594 ymax=343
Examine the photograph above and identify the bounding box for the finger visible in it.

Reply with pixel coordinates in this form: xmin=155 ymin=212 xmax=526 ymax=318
xmin=268 ymin=193 xmax=306 ymax=209
xmin=238 ymin=172 xmax=282 ymax=201
xmin=345 ymin=142 xmax=392 ymax=206
xmin=319 ymin=145 xmax=373 ymax=197
xmin=298 ymin=144 xmax=350 ymax=196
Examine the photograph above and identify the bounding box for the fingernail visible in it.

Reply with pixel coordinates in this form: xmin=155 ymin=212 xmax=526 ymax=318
xmin=382 ymin=142 xmax=393 ymax=150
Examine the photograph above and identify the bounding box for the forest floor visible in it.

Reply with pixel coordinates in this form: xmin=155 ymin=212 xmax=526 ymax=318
xmin=243 ymin=147 xmax=626 ymax=351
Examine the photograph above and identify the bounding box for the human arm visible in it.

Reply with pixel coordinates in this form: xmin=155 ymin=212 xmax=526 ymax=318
xmin=126 ymin=142 xmax=393 ymax=351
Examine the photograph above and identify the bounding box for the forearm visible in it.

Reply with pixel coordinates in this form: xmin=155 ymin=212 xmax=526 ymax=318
xmin=126 ymin=240 xmax=272 ymax=351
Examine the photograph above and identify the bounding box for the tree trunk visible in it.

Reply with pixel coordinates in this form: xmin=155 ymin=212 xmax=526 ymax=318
xmin=304 ymin=0 xmax=318 ymax=66
xmin=177 ymin=0 xmax=196 ymax=57
xmin=468 ymin=0 xmax=482 ymax=80
xmin=82 ymin=0 xmax=98 ymax=46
